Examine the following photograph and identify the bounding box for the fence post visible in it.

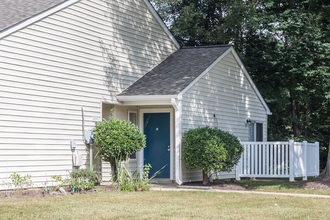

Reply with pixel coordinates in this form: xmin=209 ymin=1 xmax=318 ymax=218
xmin=303 ymin=141 xmax=307 ymax=181
xmin=315 ymin=142 xmax=320 ymax=177
xmin=289 ymin=140 xmax=294 ymax=182
xmin=236 ymin=159 xmax=241 ymax=181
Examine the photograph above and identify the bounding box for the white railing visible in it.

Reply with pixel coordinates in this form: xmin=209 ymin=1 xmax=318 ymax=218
xmin=236 ymin=140 xmax=319 ymax=182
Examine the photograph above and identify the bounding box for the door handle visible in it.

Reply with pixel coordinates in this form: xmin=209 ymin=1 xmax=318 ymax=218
xmin=167 ymin=149 xmax=170 ymax=151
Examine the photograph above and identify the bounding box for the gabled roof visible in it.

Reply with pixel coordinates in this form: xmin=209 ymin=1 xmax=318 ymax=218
xmin=118 ymin=45 xmax=271 ymax=115
xmin=0 ymin=0 xmax=67 ymax=32
xmin=0 ymin=0 xmax=180 ymax=48
xmin=118 ymin=45 xmax=232 ymax=96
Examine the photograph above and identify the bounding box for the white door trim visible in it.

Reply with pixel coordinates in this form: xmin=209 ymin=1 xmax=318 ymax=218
xmin=138 ymin=108 xmax=174 ymax=180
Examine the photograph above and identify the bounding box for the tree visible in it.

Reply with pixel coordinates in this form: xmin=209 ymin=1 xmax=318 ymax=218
xmin=93 ymin=116 xmax=146 ymax=177
xmin=152 ymin=0 xmax=254 ymax=46
xmin=182 ymin=127 xmax=243 ymax=185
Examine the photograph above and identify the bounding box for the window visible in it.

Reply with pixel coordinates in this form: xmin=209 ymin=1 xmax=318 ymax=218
xmin=128 ymin=111 xmax=137 ymax=159
xmin=249 ymin=121 xmax=263 ymax=142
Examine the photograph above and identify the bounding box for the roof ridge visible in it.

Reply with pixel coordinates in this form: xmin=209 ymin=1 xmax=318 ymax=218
xmin=181 ymin=45 xmax=232 ymax=49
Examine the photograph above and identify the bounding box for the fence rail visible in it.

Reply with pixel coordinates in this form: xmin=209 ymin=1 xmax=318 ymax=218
xmin=236 ymin=140 xmax=319 ymax=182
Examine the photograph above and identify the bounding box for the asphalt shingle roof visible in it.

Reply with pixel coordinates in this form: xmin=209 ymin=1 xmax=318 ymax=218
xmin=0 ymin=0 xmax=67 ymax=32
xmin=118 ymin=45 xmax=232 ymax=96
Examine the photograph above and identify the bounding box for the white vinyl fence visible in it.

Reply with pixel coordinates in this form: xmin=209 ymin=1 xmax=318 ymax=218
xmin=236 ymin=140 xmax=319 ymax=182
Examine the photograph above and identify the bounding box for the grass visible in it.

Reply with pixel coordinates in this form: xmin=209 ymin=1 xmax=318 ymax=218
xmin=1 ymin=191 xmax=330 ymax=219
xmin=231 ymin=179 xmax=330 ymax=195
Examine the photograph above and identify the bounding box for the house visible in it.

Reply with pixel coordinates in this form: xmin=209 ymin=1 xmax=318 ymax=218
xmin=0 ymin=0 xmax=271 ymax=187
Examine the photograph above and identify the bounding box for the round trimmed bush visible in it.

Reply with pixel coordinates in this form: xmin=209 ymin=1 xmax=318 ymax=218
xmin=182 ymin=126 xmax=243 ymax=184
xmin=94 ymin=116 xmax=146 ymax=176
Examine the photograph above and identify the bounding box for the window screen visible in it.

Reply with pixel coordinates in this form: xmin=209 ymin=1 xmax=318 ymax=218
xmin=256 ymin=123 xmax=263 ymax=142
xmin=249 ymin=123 xmax=255 ymax=141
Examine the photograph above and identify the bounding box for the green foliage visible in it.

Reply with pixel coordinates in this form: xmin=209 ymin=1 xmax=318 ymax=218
xmin=51 ymin=175 xmax=64 ymax=189
xmin=112 ymin=161 xmax=154 ymax=192
xmin=9 ymin=172 xmax=33 ymax=190
xmin=183 ymin=127 xmax=243 ymax=183
xmin=152 ymin=0 xmax=254 ymax=46
xmin=94 ymin=115 xmax=146 ymax=174
xmin=51 ymin=169 xmax=100 ymax=191
xmin=70 ymin=168 xmax=100 ymax=184
xmin=153 ymin=0 xmax=330 ymax=170
xmin=96 ymin=187 xmax=104 ymax=192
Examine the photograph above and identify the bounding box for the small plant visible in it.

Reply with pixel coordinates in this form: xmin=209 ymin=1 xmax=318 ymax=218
xmin=96 ymin=187 xmax=104 ymax=192
xmin=67 ymin=168 xmax=100 ymax=192
xmin=51 ymin=175 xmax=64 ymax=189
xmin=9 ymin=172 xmax=33 ymax=191
xmin=113 ymin=161 xmax=163 ymax=192
xmin=70 ymin=168 xmax=101 ymax=185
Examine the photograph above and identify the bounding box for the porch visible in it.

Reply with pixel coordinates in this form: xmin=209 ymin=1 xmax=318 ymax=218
xmin=236 ymin=141 xmax=319 ymax=182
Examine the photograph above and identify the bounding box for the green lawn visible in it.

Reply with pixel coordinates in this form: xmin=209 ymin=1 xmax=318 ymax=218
xmin=232 ymin=179 xmax=330 ymax=195
xmin=1 ymin=191 xmax=330 ymax=219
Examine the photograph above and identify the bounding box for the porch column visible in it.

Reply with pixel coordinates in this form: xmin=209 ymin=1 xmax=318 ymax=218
xmin=172 ymin=98 xmax=183 ymax=185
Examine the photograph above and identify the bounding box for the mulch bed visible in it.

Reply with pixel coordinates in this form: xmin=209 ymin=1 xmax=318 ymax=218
xmin=0 ymin=185 xmax=114 ymax=200
xmin=294 ymin=177 xmax=330 ymax=190
xmin=184 ymin=178 xmax=330 ymax=191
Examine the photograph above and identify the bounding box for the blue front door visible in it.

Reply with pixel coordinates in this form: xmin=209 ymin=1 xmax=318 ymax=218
xmin=144 ymin=113 xmax=170 ymax=178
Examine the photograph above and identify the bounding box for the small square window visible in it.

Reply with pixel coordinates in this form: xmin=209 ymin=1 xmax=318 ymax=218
xmin=249 ymin=121 xmax=263 ymax=142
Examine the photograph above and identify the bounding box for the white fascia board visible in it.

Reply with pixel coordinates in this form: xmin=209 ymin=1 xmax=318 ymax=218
xmin=178 ymin=47 xmax=232 ymax=99
xmin=230 ymin=48 xmax=272 ymax=115
xmin=117 ymin=95 xmax=177 ymax=101
xmin=0 ymin=0 xmax=80 ymax=40
xmin=143 ymin=0 xmax=180 ymax=49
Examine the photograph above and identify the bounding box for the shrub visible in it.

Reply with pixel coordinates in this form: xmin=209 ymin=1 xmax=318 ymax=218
xmin=182 ymin=127 xmax=243 ymax=184
xmin=70 ymin=168 xmax=100 ymax=184
xmin=51 ymin=169 xmax=100 ymax=192
xmin=94 ymin=115 xmax=146 ymax=176
xmin=9 ymin=172 xmax=33 ymax=191
xmin=113 ymin=161 xmax=153 ymax=192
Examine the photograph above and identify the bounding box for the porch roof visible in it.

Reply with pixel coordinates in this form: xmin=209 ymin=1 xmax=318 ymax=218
xmin=117 ymin=45 xmax=232 ymax=97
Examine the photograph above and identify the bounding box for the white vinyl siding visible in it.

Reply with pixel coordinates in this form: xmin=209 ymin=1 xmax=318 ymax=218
xmin=181 ymin=51 xmax=268 ymax=182
xmin=0 ymin=0 xmax=177 ymax=187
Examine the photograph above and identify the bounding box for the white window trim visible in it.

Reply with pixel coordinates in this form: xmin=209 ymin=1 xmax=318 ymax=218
xmin=249 ymin=120 xmax=264 ymax=142
xmin=128 ymin=111 xmax=138 ymax=161
xmin=138 ymin=108 xmax=174 ymax=180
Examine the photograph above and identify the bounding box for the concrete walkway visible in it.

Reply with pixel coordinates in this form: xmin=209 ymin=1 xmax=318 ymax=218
xmin=150 ymin=184 xmax=330 ymax=198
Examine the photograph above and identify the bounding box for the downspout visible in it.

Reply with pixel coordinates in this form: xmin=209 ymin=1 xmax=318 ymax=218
xmin=171 ymin=98 xmax=183 ymax=185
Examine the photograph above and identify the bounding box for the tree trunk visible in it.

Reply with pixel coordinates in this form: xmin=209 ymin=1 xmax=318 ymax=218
xmin=290 ymin=90 xmax=301 ymax=136
xmin=110 ymin=161 xmax=117 ymax=181
xmin=320 ymin=140 xmax=330 ymax=181
xmin=202 ymin=170 xmax=209 ymax=185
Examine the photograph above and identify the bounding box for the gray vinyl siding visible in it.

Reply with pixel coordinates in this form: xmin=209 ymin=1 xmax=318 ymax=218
xmin=0 ymin=0 xmax=177 ymax=187
xmin=181 ymin=51 xmax=268 ymax=182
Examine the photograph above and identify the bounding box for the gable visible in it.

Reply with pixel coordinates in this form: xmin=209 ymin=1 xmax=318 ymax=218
xmin=181 ymin=50 xmax=269 ymax=140
xmin=0 ymin=0 xmax=180 ymax=50
xmin=179 ymin=47 xmax=271 ymax=115
xmin=118 ymin=45 xmax=231 ymax=97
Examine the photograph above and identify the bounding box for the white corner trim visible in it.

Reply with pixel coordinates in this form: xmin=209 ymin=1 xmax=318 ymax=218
xmin=171 ymin=98 xmax=178 ymax=111
xmin=230 ymin=48 xmax=272 ymax=115
xmin=171 ymin=98 xmax=183 ymax=185
xmin=178 ymin=47 xmax=232 ymax=97
xmin=143 ymin=0 xmax=180 ymax=49
xmin=0 ymin=0 xmax=80 ymax=40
